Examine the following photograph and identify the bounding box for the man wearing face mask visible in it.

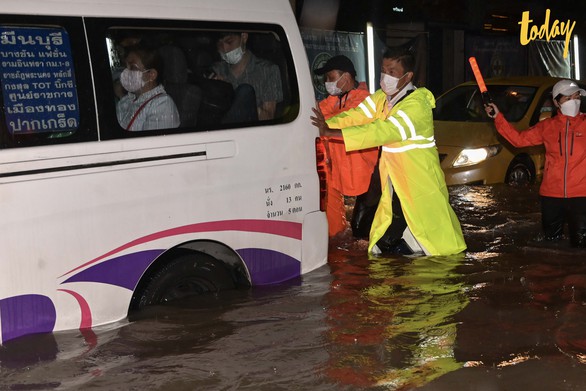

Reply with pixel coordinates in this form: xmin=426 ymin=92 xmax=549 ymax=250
xmin=485 ymin=79 xmax=586 ymax=247
xmin=314 ymin=55 xmax=379 ymax=238
xmin=117 ymin=45 xmax=180 ymax=131
xmin=311 ymin=47 xmax=466 ymax=256
xmin=213 ymin=32 xmax=283 ymax=122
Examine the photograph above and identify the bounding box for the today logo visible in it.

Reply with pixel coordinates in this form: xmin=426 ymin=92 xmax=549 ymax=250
xmin=518 ymin=9 xmax=576 ymax=58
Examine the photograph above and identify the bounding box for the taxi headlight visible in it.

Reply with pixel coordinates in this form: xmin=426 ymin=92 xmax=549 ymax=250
xmin=453 ymin=145 xmax=502 ymax=168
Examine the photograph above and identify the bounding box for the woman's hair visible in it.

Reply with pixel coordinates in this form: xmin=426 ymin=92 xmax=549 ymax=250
xmin=382 ymin=47 xmax=415 ymax=73
xmin=126 ymin=44 xmax=164 ymax=84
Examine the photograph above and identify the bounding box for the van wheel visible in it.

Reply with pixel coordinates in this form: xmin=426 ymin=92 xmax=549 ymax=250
xmin=131 ymin=252 xmax=236 ymax=310
xmin=505 ymin=157 xmax=534 ymax=186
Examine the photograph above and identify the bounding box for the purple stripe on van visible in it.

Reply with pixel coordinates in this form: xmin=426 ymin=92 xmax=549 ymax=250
xmin=237 ymin=248 xmax=300 ymax=285
xmin=61 ymin=220 xmax=302 ymax=278
xmin=0 ymin=295 xmax=56 ymax=343
xmin=61 ymin=249 xmax=163 ymax=290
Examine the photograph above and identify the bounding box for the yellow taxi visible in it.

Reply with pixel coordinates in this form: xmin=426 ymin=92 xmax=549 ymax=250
xmin=434 ymin=76 xmax=571 ymax=186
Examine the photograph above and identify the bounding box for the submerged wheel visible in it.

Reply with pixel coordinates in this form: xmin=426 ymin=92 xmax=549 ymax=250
xmin=505 ymin=157 xmax=535 ymax=186
xmin=130 ymin=252 xmax=236 ymax=310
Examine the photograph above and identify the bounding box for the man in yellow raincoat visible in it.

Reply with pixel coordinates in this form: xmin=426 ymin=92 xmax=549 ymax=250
xmin=311 ymin=47 xmax=466 ymax=256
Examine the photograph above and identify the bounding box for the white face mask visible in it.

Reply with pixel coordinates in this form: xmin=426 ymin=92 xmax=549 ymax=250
xmin=221 ymin=46 xmax=245 ymax=65
xmin=380 ymin=72 xmax=407 ymax=96
xmin=560 ymin=99 xmax=581 ymax=117
xmin=325 ymin=74 xmax=344 ymax=96
xmin=120 ymin=68 xmax=148 ymax=93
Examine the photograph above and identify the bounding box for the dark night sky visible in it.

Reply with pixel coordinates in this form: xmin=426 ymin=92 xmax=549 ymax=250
xmin=322 ymin=0 xmax=586 ymax=36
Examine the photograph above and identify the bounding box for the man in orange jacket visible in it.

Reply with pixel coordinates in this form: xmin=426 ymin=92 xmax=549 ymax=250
xmin=315 ymin=55 xmax=379 ymax=238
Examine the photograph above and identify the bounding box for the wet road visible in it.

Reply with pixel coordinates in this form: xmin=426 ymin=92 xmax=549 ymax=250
xmin=2 ymin=184 xmax=586 ymax=390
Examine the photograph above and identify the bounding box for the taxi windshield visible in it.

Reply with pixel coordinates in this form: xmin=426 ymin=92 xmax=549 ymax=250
xmin=434 ymin=85 xmax=537 ymax=123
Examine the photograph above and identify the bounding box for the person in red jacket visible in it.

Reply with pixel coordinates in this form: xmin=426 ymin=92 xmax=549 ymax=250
xmin=315 ymin=55 xmax=379 ymax=238
xmin=485 ymin=79 xmax=586 ymax=247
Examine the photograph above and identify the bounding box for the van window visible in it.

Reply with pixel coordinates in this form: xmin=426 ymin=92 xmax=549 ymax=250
xmin=0 ymin=17 xmax=300 ymax=147
xmin=85 ymin=19 xmax=299 ymax=138
xmin=0 ymin=16 xmax=97 ymax=148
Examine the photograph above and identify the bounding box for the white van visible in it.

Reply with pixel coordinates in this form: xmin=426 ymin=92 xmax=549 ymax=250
xmin=0 ymin=0 xmax=328 ymax=343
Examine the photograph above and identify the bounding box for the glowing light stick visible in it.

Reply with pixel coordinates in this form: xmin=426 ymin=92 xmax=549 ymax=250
xmin=469 ymin=57 xmax=487 ymax=93
xmin=468 ymin=57 xmax=495 ymax=115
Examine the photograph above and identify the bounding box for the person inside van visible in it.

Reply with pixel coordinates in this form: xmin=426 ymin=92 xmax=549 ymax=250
xmin=111 ymin=31 xmax=144 ymax=100
xmin=212 ymin=32 xmax=283 ymax=122
xmin=116 ymin=44 xmax=180 ymax=131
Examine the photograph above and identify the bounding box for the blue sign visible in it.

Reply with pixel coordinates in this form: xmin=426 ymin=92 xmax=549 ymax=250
xmin=0 ymin=26 xmax=80 ymax=135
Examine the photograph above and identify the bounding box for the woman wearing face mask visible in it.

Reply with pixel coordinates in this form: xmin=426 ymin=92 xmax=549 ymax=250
xmin=116 ymin=45 xmax=180 ymax=131
xmin=485 ymin=79 xmax=586 ymax=247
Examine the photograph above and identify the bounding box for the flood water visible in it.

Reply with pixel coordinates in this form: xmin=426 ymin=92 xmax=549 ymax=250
xmin=2 ymin=184 xmax=586 ymax=390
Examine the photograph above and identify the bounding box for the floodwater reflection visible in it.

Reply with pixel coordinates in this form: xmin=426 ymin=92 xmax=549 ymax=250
xmin=324 ymin=253 xmax=468 ymax=389
xmin=2 ymin=184 xmax=586 ymax=390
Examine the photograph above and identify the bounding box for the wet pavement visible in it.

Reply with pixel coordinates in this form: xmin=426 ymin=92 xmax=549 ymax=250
xmin=2 ymin=184 xmax=586 ymax=390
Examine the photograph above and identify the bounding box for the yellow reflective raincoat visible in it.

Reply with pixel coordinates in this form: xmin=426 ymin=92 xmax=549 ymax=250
xmin=326 ymin=87 xmax=466 ymax=256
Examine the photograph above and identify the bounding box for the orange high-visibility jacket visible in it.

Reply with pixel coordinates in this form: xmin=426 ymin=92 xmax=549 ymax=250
xmin=320 ymin=82 xmax=378 ymax=196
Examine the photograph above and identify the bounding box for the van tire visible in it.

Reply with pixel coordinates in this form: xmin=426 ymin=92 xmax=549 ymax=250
xmin=505 ymin=157 xmax=535 ymax=186
xmin=131 ymin=252 xmax=236 ymax=310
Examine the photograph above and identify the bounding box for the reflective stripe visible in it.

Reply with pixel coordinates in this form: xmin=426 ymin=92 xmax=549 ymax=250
xmin=411 ymin=135 xmax=434 ymax=141
xmin=366 ymin=96 xmax=376 ymax=111
xmin=358 ymin=102 xmax=373 ymax=118
xmin=382 ymin=141 xmax=436 ymax=153
xmin=396 ymin=110 xmax=416 ymax=138
xmin=388 ymin=116 xmax=407 ymax=140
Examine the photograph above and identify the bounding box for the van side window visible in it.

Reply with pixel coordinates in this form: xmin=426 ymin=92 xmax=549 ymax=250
xmin=93 ymin=22 xmax=298 ymax=139
xmin=0 ymin=19 xmax=96 ymax=148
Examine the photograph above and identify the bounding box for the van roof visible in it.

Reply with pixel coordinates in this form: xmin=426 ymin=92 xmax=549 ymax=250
xmin=2 ymin=0 xmax=293 ymax=23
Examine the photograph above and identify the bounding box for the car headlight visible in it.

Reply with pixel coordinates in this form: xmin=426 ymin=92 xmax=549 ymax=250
xmin=452 ymin=145 xmax=502 ymax=167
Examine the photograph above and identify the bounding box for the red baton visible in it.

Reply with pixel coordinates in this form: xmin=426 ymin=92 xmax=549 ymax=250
xmin=468 ymin=57 xmax=495 ymax=115
xmin=469 ymin=57 xmax=487 ymax=93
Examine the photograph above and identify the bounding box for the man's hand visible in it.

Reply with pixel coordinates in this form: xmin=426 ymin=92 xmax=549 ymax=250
xmin=310 ymin=104 xmax=329 ymax=136
xmin=311 ymin=102 xmax=343 ymax=138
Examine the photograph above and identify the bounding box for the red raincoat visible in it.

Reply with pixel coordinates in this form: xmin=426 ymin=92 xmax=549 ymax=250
xmin=495 ymin=112 xmax=586 ymax=198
